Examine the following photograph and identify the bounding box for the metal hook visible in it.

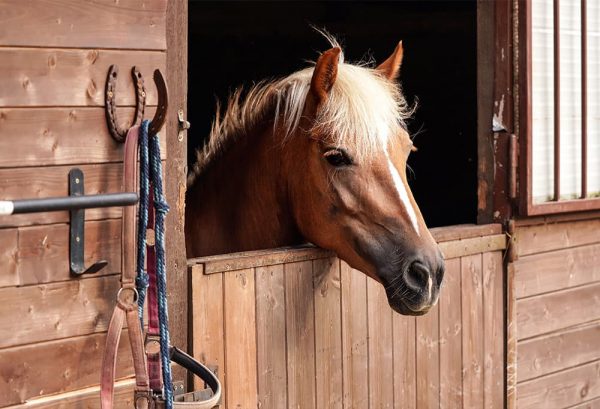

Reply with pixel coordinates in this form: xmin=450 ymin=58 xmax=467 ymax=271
xmin=149 ymin=69 xmax=169 ymax=136
xmin=105 ymin=65 xmax=147 ymax=143
xmin=69 ymin=168 xmax=109 ymax=276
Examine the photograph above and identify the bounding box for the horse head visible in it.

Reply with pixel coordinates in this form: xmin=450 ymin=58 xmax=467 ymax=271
xmin=282 ymin=42 xmax=444 ymax=315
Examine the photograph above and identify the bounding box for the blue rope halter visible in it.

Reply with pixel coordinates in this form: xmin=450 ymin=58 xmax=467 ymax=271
xmin=136 ymin=119 xmax=173 ymax=408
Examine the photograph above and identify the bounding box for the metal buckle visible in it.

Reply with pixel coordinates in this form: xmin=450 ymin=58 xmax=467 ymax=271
xmin=134 ymin=390 xmax=153 ymax=409
xmin=145 ymin=334 xmax=161 ymax=356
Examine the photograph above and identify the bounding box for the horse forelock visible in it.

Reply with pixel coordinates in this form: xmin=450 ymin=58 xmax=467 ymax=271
xmin=189 ymin=45 xmax=413 ymax=186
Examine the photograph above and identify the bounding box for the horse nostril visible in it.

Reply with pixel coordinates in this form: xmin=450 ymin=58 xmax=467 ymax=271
xmin=404 ymin=261 xmax=431 ymax=292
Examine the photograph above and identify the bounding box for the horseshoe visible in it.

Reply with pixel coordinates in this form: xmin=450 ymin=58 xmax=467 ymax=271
xmin=105 ymin=65 xmax=147 ymax=142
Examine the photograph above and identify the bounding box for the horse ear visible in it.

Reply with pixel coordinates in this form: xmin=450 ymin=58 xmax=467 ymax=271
xmin=377 ymin=41 xmax=404 ymax=80
xmin=310 ymin=47 xmax=342 ymax=102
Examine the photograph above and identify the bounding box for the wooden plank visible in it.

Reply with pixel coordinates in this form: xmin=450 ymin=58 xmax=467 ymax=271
xmin=517 ymin=360 xmax=600 ymax=409
xmin=430 ymin=223 xmax=502 ymax=242
xmin=392 ymin=312 xmax=416 ymax=409
xmin=483 ymin=252 xmax=504 ymax=409
xmin=255 ymin=264 xmax=287 ymax=409
xmin=0 ymin=163 xmax=123 ymax=227
xmin=567 ymin=397 xmax=600 ymax=409
xmin=313 ymin=258 xmax=342 ymax=409
xmin=367 ymin=279 xmax=394 ymax=409
xmin=0 ymin=219 xmax=121 ymax=288
xmin=514 ymin=243 xmax=600 ymax=299
xmin=516 ymin=219 xmax=600 ymax=256
xmin=340 ymin=262 xmax=369 ymax=409
xmin=190 ymin=266 xmax=225 ymax=406
xmin=438 ymin=234 xmax=506 ymax=259
xmin=0 ymin=0 xmax=166 ymax=50
xmin=461 ymin=254 xmax=484 ymax=409
xmin=193 ymin=232 xmax=506 ymax=275
xmin=6 ymin=379 xmax=135 ymax=409
xmin=285 ymin=261 xmax=316 ymax=409
xmin=0 ymin=274 xmax=120 ymax=348
xmin=0 ymin=48 xmax=164 ymax=107
xmin=518 ymin=321 xmax=600 ymax=382
xmin=0 ymin=228 xmax=18 ymax=287
xmin=0 ymin=107 xmax=161 ymax=168
xmin=416 ymin=302 xmax=440 ymax=408
xmin=0 ymin=331 xmax=134 ymax=406
xmin=165 ymin=0 xmax=188 ymax=387
xmin=517 ymin=282 xmax=600 ymax=340
xmin=223 ymin=269 xmax=257 ymax=409
xmin=506 ymin=262 xmax=518 ymax=409
xmin=439 ymin=258 xmax=462 ymax=409
xmin=194 ymin=245 xmax=332 ymax=274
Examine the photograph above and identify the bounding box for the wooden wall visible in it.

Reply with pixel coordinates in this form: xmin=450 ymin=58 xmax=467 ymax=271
xmin=512 ymin=218 xmax=600 ymax=409
xmin=190 ymin=225 xmax=506 ymax=409
xmin=0 ymin=1 xmax=167 ymax=407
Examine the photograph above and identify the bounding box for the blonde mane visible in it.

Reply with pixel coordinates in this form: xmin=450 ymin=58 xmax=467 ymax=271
xmin=189 ymin=42 xmax=412 ymax=185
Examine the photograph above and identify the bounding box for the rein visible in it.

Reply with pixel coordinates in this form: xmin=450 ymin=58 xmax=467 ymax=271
xmin=101 ymin=123 xmax=221 ymax=408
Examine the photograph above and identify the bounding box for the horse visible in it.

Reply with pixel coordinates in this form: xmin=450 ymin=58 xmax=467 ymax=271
xmin=185 ymin=38 xmax=444 ymax=316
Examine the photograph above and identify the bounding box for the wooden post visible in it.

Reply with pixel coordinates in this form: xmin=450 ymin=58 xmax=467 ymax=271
xmin=166 ymin=0 xmax=189 ymax=388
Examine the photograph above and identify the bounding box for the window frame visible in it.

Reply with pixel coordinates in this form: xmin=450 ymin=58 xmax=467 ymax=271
xmin=518 ymin=0 xmax=600 ymax=216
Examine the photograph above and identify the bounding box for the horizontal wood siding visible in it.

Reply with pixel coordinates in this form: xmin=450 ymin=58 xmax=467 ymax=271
xmin=190 ymin=226 xmax=505 ymax=409
xmin=514 ymin=219 xmax=600 ymax=408
xmin=0 ymin=1 xmax=167 ymax=406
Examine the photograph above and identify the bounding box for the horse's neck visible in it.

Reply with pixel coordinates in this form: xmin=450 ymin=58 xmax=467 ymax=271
xmin=186 ymin=126 xmax=303 ymax=257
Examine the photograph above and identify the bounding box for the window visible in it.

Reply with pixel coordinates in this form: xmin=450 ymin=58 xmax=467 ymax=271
xmin=520 ymin=0 xmax=600 ymax=215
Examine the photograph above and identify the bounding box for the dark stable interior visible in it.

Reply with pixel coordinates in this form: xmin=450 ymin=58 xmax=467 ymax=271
xmin=188 ymin=1 xmax=477 ymax=227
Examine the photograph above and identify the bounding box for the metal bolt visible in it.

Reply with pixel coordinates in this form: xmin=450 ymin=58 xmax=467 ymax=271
xmin=75 ymin=178 xmax=80 ymax=184
xmin=76 ymin=236 xmax=80 ymax=243
xmin=141 ymin=91 xmax=146 ymax=98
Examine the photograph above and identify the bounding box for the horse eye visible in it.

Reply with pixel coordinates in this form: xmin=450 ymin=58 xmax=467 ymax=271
xmin=324 ymin=149 xmax=353 ymax=167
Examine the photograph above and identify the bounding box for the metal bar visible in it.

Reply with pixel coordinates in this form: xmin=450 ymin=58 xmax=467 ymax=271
xmin=554 ymin=0 xmax=561 ymax=201
xmin=0 ymin=192 xmax=138 ymax=215
xmin=581 ymin=0 xmax=588 ymax=198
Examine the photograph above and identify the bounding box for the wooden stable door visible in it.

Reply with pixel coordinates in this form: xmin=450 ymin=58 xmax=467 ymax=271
xmin=190 ymin=225 xmax=506 ymax=409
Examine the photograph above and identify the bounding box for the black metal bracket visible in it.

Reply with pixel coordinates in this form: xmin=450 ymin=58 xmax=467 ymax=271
xmin=69 ymin=168 xmax=109 ymax=276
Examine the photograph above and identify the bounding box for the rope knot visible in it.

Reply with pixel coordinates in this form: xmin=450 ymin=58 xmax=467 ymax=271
xmin=154 ymin=200 xmax=170 ymax=215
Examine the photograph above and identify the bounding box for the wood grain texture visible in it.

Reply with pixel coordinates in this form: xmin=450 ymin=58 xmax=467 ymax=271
xmin=0 ymin=331 xmax=133 ymax=406
xmin=0 ymin=48 xmax=165 ymax=107
xmin=439 ymin=258 xmax=462 ymax=409
xmin=0 ymin=229 xmax=18 ymax=287
xmin=0 ymin=219 xmax=121 ymax=288
xmin=0 ymin=107 xmax=161 ymax=168
xmin=392 ymin=313 xmax=416 ymax=409
xmin=5 ymin=379 xmax=135 ymax=409
xmin=190 ymin=266 xmax=225 ymax=406
xmin=517 ymin=282 xmax=600 ymax=340
xmin=482 ymin=252 xmax=504 ymax=409
xmin=255 ymin=264 xmax=287 ymax=409
xmin=340 ymin=262 xmax=369 ymax=409
xmin=514 ymin=243 xmax=600 ymax=299
xmin=516 ymin=219 xmax=600 ymax=256
xmin=223 ymin=269 xmax=257 ymax=409
xmin=438 ymin=234 xmax=506 ymax=259
xmin=430 ymin=223 xmax=502 ymax=242
xmin=0 ymin=0 xmax=166 ymax=49
xmin=416 ymin=303 xmax=440 ymax=408
xmin=517 ymin=360 xmax=600 ymax=409
xmin=164 ymin=0 xmax=188 ymax=386
xmin=461 ymin=254 xmax=484 ymax=409
xmin=285 ymin=261 xmax=316 ymax=409
xmin=0 ymin=274 xmax=120 ymax=348
xmin=367 ymin=279 xmax=394 ymax=409
xmin=518 ymin=321 xmax=600 ymax=382
xmin=313 ymin=258 xmax=342 ymax=409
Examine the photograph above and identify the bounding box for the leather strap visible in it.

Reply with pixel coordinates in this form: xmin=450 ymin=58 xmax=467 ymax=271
xmin=101 ymin=126 xmax=151 ymax=409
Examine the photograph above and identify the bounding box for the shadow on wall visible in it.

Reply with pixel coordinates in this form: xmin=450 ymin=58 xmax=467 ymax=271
xmin=187 ymin=0 xmax=477 ymax=228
